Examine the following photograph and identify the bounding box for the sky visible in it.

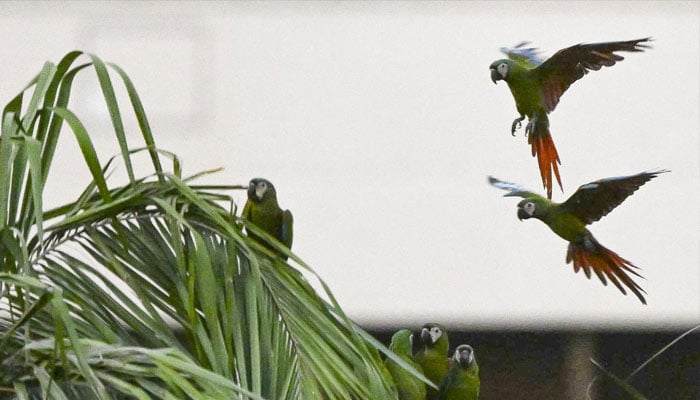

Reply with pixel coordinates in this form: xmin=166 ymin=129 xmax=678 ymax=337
xmin=1 ymin=1 xmax=698 ymax=330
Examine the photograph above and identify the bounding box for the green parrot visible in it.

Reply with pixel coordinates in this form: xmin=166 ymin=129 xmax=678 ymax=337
xmin=489 ymin=170 xmax=668 ymax=304
xmin=241 ymin=178 xmax=293 ymax=260
xmin=384 ymin=329 xmax=427 ymax=400
xmin=489 ymin=38 xmax=652 ymax=199
xmin=438 ymin=344 xmax=480 ymax=400
xmin=414 ymin=323 xmax=449 ymax=400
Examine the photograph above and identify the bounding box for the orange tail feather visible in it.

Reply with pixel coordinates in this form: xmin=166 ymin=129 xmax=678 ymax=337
xmin=528 ymin=114 xmax=562 ymax=199
xmin=566 ymin=235 xmax=646 ymax=304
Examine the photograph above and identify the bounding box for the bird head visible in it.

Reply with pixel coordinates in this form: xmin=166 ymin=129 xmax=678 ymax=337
xmin=419 ymin=323 xmax=448 ymax=350
xmin=247 ymin=178 xmax=277 ymax=203
xmin=516 ymin=197 xmax=545 ymax=221
xmin=389 ymin=329 xmax=414 ymax=356
xmin=453 ymin=344 xmax=476 ymax=369
xmin=489 ymin=59 xmax=511 ymax=84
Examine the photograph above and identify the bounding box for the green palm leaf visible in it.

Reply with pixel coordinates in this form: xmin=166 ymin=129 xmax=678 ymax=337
xmin=1 ymin=51 xmax=397 ymax=399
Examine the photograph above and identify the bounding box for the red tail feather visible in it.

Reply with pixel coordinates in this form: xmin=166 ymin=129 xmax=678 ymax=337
xmin=529 ymin=127 xmax=562 ymax=199
xmin=566 ymin=235 xmax=646 ymax=304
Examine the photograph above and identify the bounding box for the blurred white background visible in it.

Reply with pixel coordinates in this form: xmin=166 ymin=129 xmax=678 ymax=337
xmin=1 ymin=1 xmax=698 ymax=330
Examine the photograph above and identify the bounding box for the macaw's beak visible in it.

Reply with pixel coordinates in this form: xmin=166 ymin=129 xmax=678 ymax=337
xmin=517 ymin=207 xmax=530 ymax=221
xmin=420 ymin=328 xmax=431 ymax=344
xmin=457 ymin=347 xmax=474 ymax=367
xmin=247 ymin=182 xmax=257 ymax=200
xmin=490 ymin=68 xmax=500 ymax=84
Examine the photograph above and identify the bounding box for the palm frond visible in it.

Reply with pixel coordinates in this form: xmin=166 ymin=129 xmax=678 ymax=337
xmin=0 ymin=51 xmax=398 ymax=399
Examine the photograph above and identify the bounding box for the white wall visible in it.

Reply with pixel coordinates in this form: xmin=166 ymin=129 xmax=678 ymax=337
xmin=1 ymin=1 xmax=698 ymax=329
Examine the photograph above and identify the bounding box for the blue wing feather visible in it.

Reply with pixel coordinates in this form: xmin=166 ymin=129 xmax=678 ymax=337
xmin=500 ymin=41 xmax=545 ymax=68
xmin=487 ymin=176 xmax=539 ymax=199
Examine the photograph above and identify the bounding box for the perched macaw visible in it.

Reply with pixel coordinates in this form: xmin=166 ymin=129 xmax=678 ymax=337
xmin=242 ymin=178 xmax=293 ymax=260
xmin=489 ymin=38 xmax=652 ymax=199
xmin=384 ymin=329 xmax=427 ymax=400
xmin=438 ymin=344 xmax=480 ymax=400
xmin=414 ymin=323 xmax=449 ymax=400
xmin=489 ymin=170 xmax=667 ymax=304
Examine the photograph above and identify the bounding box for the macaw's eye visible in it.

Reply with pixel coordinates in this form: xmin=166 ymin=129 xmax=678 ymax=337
xmin=431 ymin=327 xmax=442 ymax=337
xmin=497 ymin=63 xmax=508 ymax=77
xmin=524 ymin=202 xmax=537 ymax=215
xmin=254 ymin=181 xmax=269 ymax=199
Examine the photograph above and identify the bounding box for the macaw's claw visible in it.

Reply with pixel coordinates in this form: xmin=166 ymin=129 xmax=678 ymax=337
xmin=511 ymin=116 xmax=525 ymax=136
xmin=525 ymin=114 xmax=538 ymax=137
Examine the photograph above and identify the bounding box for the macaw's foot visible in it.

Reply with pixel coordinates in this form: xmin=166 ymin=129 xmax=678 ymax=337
xmin=511 ymin=116 xmax=525 ymax=136
xmin=525 ymin=115 xmax=538 ymax=137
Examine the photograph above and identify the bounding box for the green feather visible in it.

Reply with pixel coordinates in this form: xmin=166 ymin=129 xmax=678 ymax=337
xmin=385 ymin=329 xmax=427 ymax=400
xmin=242 ymin=178 xmax=294 ymax=260
xmin=489 ymin=171 xmax=667 ymax=304
xmin=414 ymin=323 xmax=449 ymax=400
xmin=490 ymin=38 xmax=652 ymax=199
xmin=438 ymin=345 xmax=480 ymax=400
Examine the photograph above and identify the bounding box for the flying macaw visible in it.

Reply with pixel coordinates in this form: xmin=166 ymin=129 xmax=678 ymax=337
xmin=437 ymin=344 xmax=480 ymax=400
xmin=489 ymin=38 xmax=652 ymax=199
xmin=488 ymin=170 xmax=667 ymax=304
xmin=414 ymin=323 xmax=450 ymax=400
xmin=384 ymin=329 xmax=427 ymax=400
xmin=242 ymin=178 xmax=293 ymax=260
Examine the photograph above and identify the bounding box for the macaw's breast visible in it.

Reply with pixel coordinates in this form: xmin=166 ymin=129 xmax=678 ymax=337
xmin=506 ymin=70 xmax=545 ymax=117
xmin=248 ymin=204 xmax=285 ymax=242
xmin=543 ymin=211 xmax=587 ymax=242
xmin=417 ymin=353 xmax=449 ymax=399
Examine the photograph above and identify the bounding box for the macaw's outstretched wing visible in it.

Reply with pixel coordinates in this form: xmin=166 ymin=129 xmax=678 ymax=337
xmin=533 ymin=38 xmax=651 ymax=112
xmin=500 ymin=41 xmax=545 ymax=68
xmin=487 ymin=176 xmax=540 ymax=199
xmin=560 ymin=170 xmax=667 ymax=225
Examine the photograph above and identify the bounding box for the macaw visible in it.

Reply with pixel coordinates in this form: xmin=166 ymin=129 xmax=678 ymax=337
xmin=242 ymin=178 xmax=293 ymax=260
xmin=438 ymin=344 xmax=480 ymax=400
xmin=489 ymin=38 xmax=652 ymax=199
xmin=489 ymin=170 xmax=667 ymax=304
xmin=414 ymin=323 xmax=449 ymax=400
xmin=384 ymin=329 xmax=427 ymax=400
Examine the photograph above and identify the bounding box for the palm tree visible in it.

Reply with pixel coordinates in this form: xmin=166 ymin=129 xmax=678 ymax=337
xmin=0 ymin=51 xmax=405 ymax=399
